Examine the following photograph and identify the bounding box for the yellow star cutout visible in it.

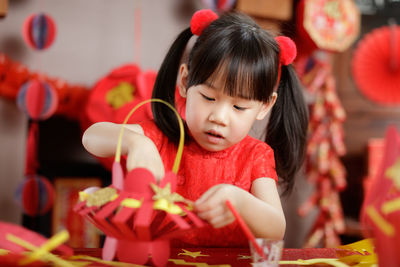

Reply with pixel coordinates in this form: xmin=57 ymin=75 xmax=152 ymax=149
xmin=86 ymin=187 xmax=118 ymax=207
xmin=178 ymin=249 xmax=210 ymax=258
xmin=151 ymin=183 xmax=185 ymax=203
xmin=385 ymin=158 xmax=400 ymax=190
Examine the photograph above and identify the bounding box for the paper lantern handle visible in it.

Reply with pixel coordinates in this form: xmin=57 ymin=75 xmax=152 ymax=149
xmin=114 ymin=99 xmax=184 ymax=175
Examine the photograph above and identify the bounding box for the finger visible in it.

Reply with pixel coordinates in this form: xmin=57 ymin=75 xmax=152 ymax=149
xmin=195 ymin=185 xmax=221 ymax=205
xmin=197 ymin=205 xmax=225 ymax=221
xmin=196 ymin=187 xmax=229 ymax=212
xmin=210 ymin=213 xmax=235 ymax=228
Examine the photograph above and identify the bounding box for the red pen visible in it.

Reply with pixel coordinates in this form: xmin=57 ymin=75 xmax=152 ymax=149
xmin=225 ymin=200 xmax=265 ymax=258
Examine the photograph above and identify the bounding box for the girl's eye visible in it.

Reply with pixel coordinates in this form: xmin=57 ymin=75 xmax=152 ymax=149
xmin=201 ymin=93 xmax=215 ymax=101
xmin=233 ymin=105 xmax=247 ymax=111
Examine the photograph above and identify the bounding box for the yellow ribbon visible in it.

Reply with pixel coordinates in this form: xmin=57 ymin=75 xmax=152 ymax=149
xmin=7 ymin=230 xmax=73 ymax=267
xmin=337 ymin=238 xmax=377 ymax=266
xmin=382 ymin=197 xmax=400 ymax=214
xmin=121 ymin=198 xmax=143 ymax=208
xmin=365 ymin=205 xmax=395 ymax=236
xmin=153 ymin=198 xmax=183 ymax=214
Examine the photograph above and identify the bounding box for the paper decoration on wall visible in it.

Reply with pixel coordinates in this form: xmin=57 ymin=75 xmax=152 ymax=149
xmin=201 ymin=0 xmax=236 ymax=13
xmin=83 ymin=64 xmax=156 ymax=170
xmin=295 ymin=54 xmax=347 ymax=248
xmin=17 ymin=79 xmax=58 ymax=120
xmin=14 ymin=79 xmax=58 ymax=216
xmin=296 ymin=0 xmax=360 ymax=55
xmin=22 ymin=13 xmax=56 ymax=50
xmin=85 ymin=64 xmax=154 ymax=127
xmin=352 ymin=24 xmax=400 ymax=105
xmin=0 ymin=53 xmax=90 ymax=122
xmin=360 ymin=126 xmax=400 ymax=266
xmin=75 ymin=99 xmax=206 ymax=266
xmin=14 ymin=174 xmax=55 ymax=217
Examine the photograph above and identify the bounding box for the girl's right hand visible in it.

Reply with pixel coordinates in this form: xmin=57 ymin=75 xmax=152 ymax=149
xmin=125 ymin=134 xmax=165 ymax=181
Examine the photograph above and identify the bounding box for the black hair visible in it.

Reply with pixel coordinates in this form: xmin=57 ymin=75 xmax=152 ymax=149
xmin=152 ymin=11 xmax=309 ymax=194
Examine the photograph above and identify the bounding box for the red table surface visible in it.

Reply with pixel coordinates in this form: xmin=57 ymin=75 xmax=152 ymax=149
xmin=74 ymin=247 xmax=342 ymax=267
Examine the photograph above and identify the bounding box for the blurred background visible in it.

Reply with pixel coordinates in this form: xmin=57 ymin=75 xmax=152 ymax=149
xmin=1 ymin=0 xmax=400 ymax=249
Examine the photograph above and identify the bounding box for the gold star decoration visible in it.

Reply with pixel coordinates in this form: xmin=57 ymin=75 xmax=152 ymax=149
xmin=178 ymin=249 xmax=210 ymax=259
xmin=86 ymin=187 xmax=118 ymax=207
xmin=150 ymin=183 xmax=185 ymax=203
xmin=106 ymin=82 xmax=135 ymax=109
xmin=385 ymin=158 xmax=400 ymax=190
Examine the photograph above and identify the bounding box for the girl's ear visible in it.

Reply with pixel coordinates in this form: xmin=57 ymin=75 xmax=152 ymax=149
xmin=256 ymin=92 xmax=278 ymax=120
xmin=178 ymin=64 xmax=189 ymax=98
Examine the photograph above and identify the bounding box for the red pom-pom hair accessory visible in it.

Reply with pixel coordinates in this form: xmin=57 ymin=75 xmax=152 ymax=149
xmin=275 ymin=36 xmax=297 ymax=66
xmin=190 ymin=9 xmax=218 ymax=36
xmin=273 ymin=36 xmax=297 ymax=91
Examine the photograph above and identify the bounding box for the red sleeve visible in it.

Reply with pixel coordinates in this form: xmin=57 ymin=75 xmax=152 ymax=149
xmin=251 ymin=143 xmax=278 ymax=182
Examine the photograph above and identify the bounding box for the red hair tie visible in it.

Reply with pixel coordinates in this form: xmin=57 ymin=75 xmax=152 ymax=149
xmin=190 ymin=9 xmax=218 ymax=36
xmin=275 ymin=36 xmax=297 ymax=66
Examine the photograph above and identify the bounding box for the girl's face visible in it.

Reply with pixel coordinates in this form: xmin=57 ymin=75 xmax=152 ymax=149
xmin=178 ymin=64 xmax=275 ymax=152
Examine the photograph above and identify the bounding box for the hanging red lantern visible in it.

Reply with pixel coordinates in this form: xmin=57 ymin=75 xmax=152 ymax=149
xmin=22 ymin=13 xmax=56 ymax=50
xmin=296 ymin=0 xmax=360 ymax=55
xmin=15 ymin=79 xmax=58 ymax=217
xmin=17 ymin=79 xmax=58 ymax=120
xmin=15 ymin=174 xmax=55 ymax=216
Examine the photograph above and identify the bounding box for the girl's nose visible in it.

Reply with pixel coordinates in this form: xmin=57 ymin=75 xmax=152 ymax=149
xmin=208 ymin=104 xmax=229 ymax=126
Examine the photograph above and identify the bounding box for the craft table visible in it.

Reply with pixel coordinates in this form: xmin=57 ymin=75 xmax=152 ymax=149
xmin=74 ymin=247 xmax=342 ymax=266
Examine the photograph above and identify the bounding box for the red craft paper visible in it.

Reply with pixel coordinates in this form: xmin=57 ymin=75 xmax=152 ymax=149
xmin=360 ymin=126 xmax=400 ymax=266
xmin=0 ymin=221 xmax=72 ymax=256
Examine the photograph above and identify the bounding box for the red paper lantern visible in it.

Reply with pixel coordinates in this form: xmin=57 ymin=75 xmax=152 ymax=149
xmin=15 ymin=175 xmax=55 ymax=216
xmin=17 ymin=79 xmax=58 ymax=120
xmin=296 ymin=0 xmax=360 ymax=55
xmin=74 ymin=169 xmax=206 ymax=266
xmin=22 ymin=13 xmax=56 ymax=50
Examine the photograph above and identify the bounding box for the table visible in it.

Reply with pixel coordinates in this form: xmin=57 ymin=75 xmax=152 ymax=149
xmin=74 ymin=247 xmax=342 ymax=266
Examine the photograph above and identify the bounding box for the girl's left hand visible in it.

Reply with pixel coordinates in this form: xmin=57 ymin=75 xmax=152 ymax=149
xmin=194 ymin=184 xmax=244 ymax=228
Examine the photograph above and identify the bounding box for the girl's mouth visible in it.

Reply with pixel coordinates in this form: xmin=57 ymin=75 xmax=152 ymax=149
xmin=205 ymin=130 xmax=224 ymax=144
xmin=206 ymin=130 xmax=223 ymax=138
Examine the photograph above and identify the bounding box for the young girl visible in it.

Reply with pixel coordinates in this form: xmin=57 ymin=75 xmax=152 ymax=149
xmin=82 ymin=10 xmax=308 ymax=247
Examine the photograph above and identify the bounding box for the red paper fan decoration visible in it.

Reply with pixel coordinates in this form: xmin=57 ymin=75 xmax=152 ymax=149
xmin=85 ymin=64 xmax=154 ymax=127
xmin=296 ymin=0 xmax=360 ymax=55
xmin=352 ymin=25 xmax=400 ymax=105
xmin=22 ymin=13 xmax=56 ymax=50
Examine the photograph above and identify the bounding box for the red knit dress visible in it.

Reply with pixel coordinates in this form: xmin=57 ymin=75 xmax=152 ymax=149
xmin=140 ymin=120 xmax=278 ymax=247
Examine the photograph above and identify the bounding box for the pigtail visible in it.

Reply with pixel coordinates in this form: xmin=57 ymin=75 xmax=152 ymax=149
xmin=266 ymin=65 xmax=309 ymax=195
xmin=152 ymin=28 xmax=193 ymax=144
